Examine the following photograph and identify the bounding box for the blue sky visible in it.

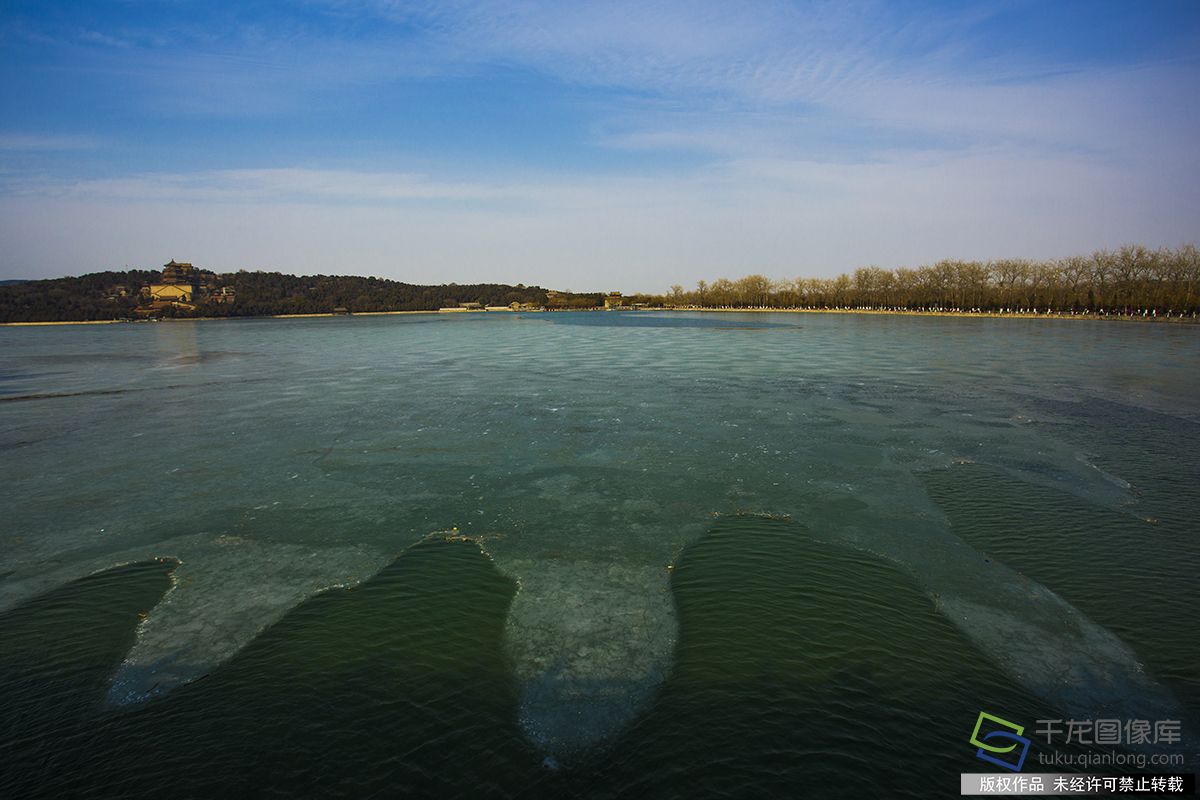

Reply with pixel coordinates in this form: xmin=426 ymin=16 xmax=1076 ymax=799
xmin=1 ymin=1 xmax=1198 ymax=290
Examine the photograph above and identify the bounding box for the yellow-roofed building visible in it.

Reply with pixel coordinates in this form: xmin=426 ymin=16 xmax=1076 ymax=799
xmin=149 ymin=283 xmax=194 ymax=302
xmin=146 ymin=260 xmax=202 ymax=303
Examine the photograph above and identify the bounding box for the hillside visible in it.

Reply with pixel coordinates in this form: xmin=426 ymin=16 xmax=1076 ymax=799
xmin=0 ymin=270 xmax=602 ymax=323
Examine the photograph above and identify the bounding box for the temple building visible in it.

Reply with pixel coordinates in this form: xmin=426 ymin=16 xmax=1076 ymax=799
xmin=146 ymin=260 xmax=213 ymax=304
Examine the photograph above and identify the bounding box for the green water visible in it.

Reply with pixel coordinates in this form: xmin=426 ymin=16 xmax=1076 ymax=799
xmin=1 ymin=311 xmax=1197 ymax=797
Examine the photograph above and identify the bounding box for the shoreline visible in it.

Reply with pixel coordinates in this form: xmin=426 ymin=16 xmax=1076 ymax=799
xmin=656 ymin=307 xmax=1199 ymax=323
xmin=0 ymin=319 xmax=127 ymax=327
xmin=2 ymin=306 xmax=1197 ymax=327
xmin=0 ymin=309 xmax=448 ymax=327
xmin=268 ymin=310 xmax=444 ymax=319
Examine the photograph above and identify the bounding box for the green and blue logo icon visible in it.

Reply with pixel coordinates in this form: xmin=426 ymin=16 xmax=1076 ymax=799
xmin=970 ymin=711 xmax=1031 ymax=772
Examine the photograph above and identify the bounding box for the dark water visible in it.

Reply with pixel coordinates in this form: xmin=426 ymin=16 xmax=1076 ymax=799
xmin=0 ymin=526 xmax=1032 ymax=798
xmin=1 ymin=311 xmax=1198 ymax=797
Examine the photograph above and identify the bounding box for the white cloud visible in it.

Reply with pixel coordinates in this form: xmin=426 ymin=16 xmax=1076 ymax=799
xmin=0 ymin=133 xmax=104 ymax=151
xmin=3 ymin=147 xmax=1195 ymax=289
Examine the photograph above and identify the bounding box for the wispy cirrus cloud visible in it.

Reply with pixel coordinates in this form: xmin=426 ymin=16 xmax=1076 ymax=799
xmin=78 ymin=28 xmax=130 ymax=48
xmin=310 ymin=1 xmax=1200 ymax=169
xmin=0 ymin=132 xmax=104 ymax=151
xmin=6 ymin=167 xmax=510 ymax=204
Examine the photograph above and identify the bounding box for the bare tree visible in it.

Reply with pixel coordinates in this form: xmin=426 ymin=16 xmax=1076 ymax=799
xmin=669 ymin=245 xmax=1197 ymax=316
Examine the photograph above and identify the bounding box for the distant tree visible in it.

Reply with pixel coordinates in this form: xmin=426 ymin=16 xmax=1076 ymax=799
xmin=663 ymin=245 xmax=1199 ymax=317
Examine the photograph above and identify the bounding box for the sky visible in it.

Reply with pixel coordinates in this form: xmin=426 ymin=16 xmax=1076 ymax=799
xmin=1 ymin=1 xmax=1198 ymax=291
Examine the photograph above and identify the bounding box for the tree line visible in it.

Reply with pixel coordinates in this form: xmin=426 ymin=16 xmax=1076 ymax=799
xmin=199 ymin=272 xmax=555 ymax=318
xmin=0 ymin=270 xmax=155 ymax=322
xmin=3 ymin=244 xmax=1197 ymax=323
xmin=663 ymin=245 xmax=1200 ymax=316
xmin=0 ymin=271 xmax=571 ymax=322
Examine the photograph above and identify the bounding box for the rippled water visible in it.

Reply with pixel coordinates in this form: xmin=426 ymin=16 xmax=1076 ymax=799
xmin=1 ymin=311 xmax=1197 ymax=797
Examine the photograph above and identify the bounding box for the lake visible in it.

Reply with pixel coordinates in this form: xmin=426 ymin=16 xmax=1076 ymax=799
xmin=1 ymin=311 xmax=1197 ymax=797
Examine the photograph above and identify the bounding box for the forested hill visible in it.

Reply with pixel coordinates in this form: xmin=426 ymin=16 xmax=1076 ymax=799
xmin=209 ymin=272 xmax=554 ymax=317
xmin=0 ymin=270 xmax=158 ymax=322
xmin=0 ymin=270 xmax=565 ymax=322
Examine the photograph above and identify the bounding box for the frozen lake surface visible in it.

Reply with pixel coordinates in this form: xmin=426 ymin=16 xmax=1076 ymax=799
xmin=1 ymin=311 xmax=1198 ymax=796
